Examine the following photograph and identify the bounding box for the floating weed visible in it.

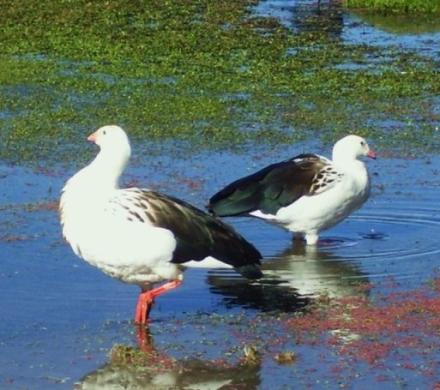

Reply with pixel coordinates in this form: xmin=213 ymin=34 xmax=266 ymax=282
xmin=104 ymin=339 xmax=262 ymax=388
xmin=287 ymin=278 xmax=440 ymax=368
xmin=110 ymin=344 xmax=176 ymax=370
xmin=343 ymin=0 xmax=440 ymax=14
xmin=0 ymin=1 xmax=439 ymax=164
xmin=242 ymin=345 xmax=261 ymax=366
xmin=274 ymin=351 xmax=297 ymax=365
xmin=0 ymin=234 xmax=31 ymax=242
xmin=23 ymin=201 xmax=58 ymax=212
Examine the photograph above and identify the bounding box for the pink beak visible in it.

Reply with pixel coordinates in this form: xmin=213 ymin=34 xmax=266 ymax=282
xmin=87 ymin=131 xmax=98 ymax=143
xmin=367 ymin=150 xmax=377 ymax=159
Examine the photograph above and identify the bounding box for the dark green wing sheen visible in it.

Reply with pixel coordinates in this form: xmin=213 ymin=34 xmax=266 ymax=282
xmin=140 ymin=191 xmax=262 ymax=279
xmin=208 ymin=154 xmax=326 ymax=216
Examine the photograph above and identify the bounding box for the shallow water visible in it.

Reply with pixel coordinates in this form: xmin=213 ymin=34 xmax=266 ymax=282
xmin=254 ymin=0 xmax=440 ymax=59
xmin=1 ymin=1 xmax=440 ymax=388
xmin=1 ymin=141 xmax=440 ymax=388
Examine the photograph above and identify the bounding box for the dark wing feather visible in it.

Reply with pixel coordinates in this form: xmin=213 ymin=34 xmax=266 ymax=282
xmin=208 ymin=154 xmax=327 ymax=216
xmin=134 ymin=190 xmax=262 ymax=279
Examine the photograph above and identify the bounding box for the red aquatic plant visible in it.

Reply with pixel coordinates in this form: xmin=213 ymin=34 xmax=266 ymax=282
xmin=287 ymin=278 xmax=440 ymax=365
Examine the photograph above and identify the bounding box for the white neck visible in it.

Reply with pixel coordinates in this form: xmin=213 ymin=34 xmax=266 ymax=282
xmin=64 ymin=144 xmax=130 ymax=195
xmin=60 ymin=134 xmax=132 ymax=239
xmin=333 ymin=154 xmax=360 ymax=166
xmin=87 ymin=148 xmax=128 ymax=190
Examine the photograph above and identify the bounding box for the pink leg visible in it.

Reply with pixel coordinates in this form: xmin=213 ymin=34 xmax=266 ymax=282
xmin=134 ymin=280 xmax=182 ymax=324
xmin=134 ymin=291 xmax=154 ymax=325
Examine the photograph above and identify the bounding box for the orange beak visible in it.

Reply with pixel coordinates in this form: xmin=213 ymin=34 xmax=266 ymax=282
xmin=367 ymin=150 xmax=377 ymax=159
xmin=87 ymin=131 xmax=98 ymax=143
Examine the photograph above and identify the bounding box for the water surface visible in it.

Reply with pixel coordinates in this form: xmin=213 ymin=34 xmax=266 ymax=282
xmin=1 ymin=141 xmax=440 ymax=388
xmin=1 ymin=0 xmax=440 ymax=388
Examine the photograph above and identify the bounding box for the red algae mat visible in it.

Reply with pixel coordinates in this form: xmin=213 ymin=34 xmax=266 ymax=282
xmin=286 ymin=279 xmax=440 ymax=386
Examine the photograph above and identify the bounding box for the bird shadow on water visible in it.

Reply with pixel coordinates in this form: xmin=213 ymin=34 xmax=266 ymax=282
xmin=207 ymin=238 xmax=368 ymax=313
xmin=75 ymin=326 xmax=261 ymax=390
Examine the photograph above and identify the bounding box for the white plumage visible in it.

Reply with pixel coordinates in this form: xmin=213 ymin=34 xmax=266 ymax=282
xmin=209 ymin=135 xmax=376 ymax=245
xmin=60 ymin=125 xmax=262 ymax=324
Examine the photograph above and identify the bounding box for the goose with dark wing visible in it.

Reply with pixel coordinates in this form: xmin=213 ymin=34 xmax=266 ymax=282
xmin=60 ymin=125 xmax=262 ymax=324
xmin=208 ymin=135 xmax=376 ymax=245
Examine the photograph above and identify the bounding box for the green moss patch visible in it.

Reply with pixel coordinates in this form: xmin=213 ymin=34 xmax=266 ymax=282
xmin=0 ymin=0 xmax=439 ymax=163
xmin=343 ymin=0 xmax=440 ymax=14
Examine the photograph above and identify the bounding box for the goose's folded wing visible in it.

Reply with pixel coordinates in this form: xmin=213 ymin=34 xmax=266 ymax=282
xmin=110 ymin=189 xmax=262 ymax=276
xmin=208 ymin=154 xmax=336 ymax=216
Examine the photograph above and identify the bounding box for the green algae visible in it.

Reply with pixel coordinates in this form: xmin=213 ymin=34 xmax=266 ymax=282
xmin=343 ymin=0 xmax=440 ymax=14
xmin=0 ymin=0 xmax=439 ymax=163
xmin=352 ymin=12 xmax=440 ymax=33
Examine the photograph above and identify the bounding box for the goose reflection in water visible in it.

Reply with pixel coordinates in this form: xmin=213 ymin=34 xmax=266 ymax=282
xmin=208 ymin=239 xmax=369 ymax=312
xmin=75 ymin=327 xmax=261 ymax=390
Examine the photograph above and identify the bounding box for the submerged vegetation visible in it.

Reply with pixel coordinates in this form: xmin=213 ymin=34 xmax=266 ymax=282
xmin=344 ymin=0 xmax=440 ymax=14
xmin=0 ymin=0 xmax=439 ymax=163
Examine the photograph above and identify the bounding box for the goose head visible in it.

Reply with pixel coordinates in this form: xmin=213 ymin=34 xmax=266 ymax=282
xmin=332 ymin=135 xmax=376 ymax=164
xmin=87 ymin=125 xmax=132 ymax=186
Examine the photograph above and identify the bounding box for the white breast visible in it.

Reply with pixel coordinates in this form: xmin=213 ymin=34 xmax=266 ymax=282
xmin=61 ymin=183 xmax=180 ymax=285
xmin=276 ymin=161 xmax=370 ymax=233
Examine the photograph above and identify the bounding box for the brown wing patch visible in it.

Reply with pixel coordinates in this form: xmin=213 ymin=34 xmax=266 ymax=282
xmin=209 ymin=153 xmax=333 ymax=216
xmin=125 ymin=190 xmax=262 ymax=269
xmin=283 ymin=155 xmax=331 ymax=197
xmin=309 ymin=166 xmax=343 ymax=195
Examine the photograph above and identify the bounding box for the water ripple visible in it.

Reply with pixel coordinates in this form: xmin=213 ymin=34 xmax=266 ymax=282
xmin=209 ymin=200 xmax=440 ymax=306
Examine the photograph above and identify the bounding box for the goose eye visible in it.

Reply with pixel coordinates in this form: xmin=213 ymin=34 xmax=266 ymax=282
xmin=360 ymin=141 xmax=365 ymax=146
xmin=103 ymin=130 xmax=107 ymax=135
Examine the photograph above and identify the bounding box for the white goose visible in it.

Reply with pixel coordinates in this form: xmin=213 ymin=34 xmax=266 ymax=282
xmin=60 ymin=125 xmax=262 ymax=324
xmin=208 ymin=135 xmax=376 ymax=245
